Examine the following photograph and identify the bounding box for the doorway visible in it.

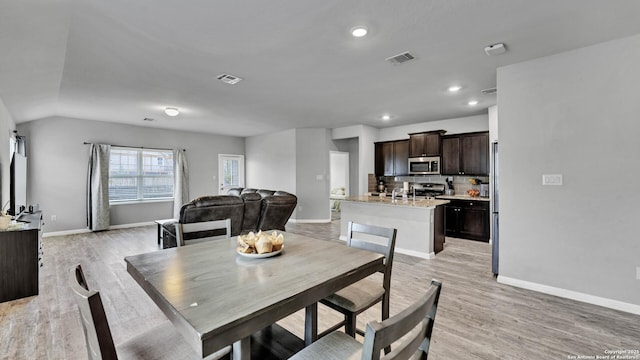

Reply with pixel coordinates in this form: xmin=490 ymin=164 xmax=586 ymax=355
xmin=218 ymin=154 xmax=245 ymax=194
xmin=329 ymin=151 xmax=349 ymax=220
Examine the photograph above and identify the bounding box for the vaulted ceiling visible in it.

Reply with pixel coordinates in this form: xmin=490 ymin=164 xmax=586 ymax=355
xmin=2 ymin=1 xmax=640 ymax=137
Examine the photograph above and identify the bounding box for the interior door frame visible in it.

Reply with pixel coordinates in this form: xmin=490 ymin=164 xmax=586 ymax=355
xmin=218 ymin=154 xmax=245 ymax=194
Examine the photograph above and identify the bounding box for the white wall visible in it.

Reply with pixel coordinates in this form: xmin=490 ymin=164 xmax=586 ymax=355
xmin=245 ymin=129 xmax=296 ymax=194
xmin=0 ymin=97 xmax=16 ymax=208
xmin=377 ymin=114 xmax=488 ymax=142
xmin=498 ymin=34 xmax=640 ymax=310
xmin=296 ymin=128 xmax=331 ymax=221
xmin=245 ymin=128 xmax=332 ymax=222
xmin=17 ymin=117 xmax=245 ymax=233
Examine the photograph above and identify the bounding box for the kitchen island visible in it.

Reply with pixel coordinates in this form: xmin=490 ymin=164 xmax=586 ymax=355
xmin=339 ymin=196 xmax=449 ymax=259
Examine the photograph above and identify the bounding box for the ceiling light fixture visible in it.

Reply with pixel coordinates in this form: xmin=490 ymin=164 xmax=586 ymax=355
xmin=351 ymin=26 xmax=368 ymax=38
xmin=164 ymin=107 xmax=180 ymax=117
xmin=381 ymin=114 xmax=391 ymax=121
xmin=448 ymin=85 xmax=462 ymax=92
xmin=467 ymin=100 xmax=479 ymax=106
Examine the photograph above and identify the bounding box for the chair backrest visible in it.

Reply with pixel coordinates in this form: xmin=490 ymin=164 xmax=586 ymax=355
xmin=69 ymin=264 xmax=118 ymax=360
xmin=176 ymin=218 xmax=231 ymax=246
xmin=361 ymin=280 xmax=442 ymax=360
xmin=346 ymin=221 xmax=397 ymax=290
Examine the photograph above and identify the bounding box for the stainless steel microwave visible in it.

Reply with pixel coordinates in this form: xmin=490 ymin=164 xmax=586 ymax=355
xmin=408 ymin=156 xmax=440 ymax=175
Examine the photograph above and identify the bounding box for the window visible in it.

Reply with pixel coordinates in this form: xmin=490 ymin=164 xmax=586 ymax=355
xmin=109 ymin=148 xmax=174 ymax=202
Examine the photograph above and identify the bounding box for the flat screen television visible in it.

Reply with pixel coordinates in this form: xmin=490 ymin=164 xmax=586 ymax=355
xmin=9 ymin=152 xmax=27 ymax=216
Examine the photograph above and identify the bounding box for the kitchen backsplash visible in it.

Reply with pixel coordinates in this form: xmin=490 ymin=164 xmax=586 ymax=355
xmin=370 ymin=174 xmax=489 ymax=195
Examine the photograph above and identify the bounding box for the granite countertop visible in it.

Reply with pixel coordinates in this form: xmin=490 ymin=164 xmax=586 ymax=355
xmin=343 ymin=195 xmax=449 ymax=208
xmin=436 ymin=195 xmax=491 ymax=202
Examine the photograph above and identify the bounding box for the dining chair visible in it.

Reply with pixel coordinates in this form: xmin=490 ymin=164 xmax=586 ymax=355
xmin=290 ymin=279 xmax=442 ymax=360
xmin=319 ymin=221 xmax=397 ymax=339
xmin=176 ymin=218 xmax=231 ymax=246
xmin=69 ymin=264 xmax=231 ymax=360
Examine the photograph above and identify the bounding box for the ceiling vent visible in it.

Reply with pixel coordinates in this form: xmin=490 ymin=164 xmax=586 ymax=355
xmin=481 ymin=87 xmax=497 ymax=95
xmin=217 ymin=74 xmax=243 ymax=85
xmin=385 ymin=52 xmax=416 ymax=65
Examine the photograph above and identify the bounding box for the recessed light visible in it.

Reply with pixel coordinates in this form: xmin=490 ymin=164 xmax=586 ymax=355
xmin=448 ymin=85 xmax=462 ymax=92
xmin=381 ymin=114 xmax=391 ymax=121
xmin=351 ymin=26 xmax=368 ymax=38
xmin=467 ymin=100 xmax=479 ymax=106
xmin=164 ymin=107 xmax=180 ymax=116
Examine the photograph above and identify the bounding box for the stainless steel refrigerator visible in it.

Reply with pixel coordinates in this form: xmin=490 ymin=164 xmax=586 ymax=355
xmin=492 ymin=142 xmax=499 ymax=275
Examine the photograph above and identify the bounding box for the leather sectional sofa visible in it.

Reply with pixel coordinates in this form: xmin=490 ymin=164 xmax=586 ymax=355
xmin=161 ymin=188 xmax=297 ymax=248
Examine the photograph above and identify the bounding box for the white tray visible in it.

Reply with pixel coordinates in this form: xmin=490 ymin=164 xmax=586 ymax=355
xmin=236 ymin=246 xmax=283 ymax=259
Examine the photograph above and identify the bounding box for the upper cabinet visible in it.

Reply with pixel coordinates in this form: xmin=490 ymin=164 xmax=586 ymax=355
xmin=408 ymin=130 xmax=445 ymax=157
xmin=375 ymin=140 xmax=409 ymax=176
xmin=442 ymin=132 xmax=489 ymax=176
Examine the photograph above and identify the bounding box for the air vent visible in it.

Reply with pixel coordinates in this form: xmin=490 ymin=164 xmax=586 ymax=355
xmin=481 ymin=87 xmax=497 ymax=95
xmin=217 ymin=74 xmax=243 ymax=85
xmin=385 ymin=51 xmax=416 ymax=65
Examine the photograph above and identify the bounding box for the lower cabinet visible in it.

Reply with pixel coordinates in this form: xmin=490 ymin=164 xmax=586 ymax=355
xmin=444 ymin=200 xmax=489 ymax=242
xmin=0 ymin=211 xmax=43 ymax=303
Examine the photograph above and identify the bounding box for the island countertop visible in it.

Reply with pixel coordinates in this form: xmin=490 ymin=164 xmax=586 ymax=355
xmin=342 ymin=195 xmax=449 ymax=208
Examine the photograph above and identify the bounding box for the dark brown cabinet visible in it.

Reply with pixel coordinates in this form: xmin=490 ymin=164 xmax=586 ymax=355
xmin=409 ymin=131 xmax=444 ymax=157
xmin=375 ymin=140 xmax=409 ymax=176
xmin=441 ymin=132 xmax=489 ymax=176
xmin=445 ymin=200 xmax=489 ymax=242
xmin=1 ymin=211 xmax=43 ymax=303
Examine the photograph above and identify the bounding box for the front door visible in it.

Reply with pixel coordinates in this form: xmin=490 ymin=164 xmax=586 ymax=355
xmin=218 ymin=154 xmax=245 ymax=194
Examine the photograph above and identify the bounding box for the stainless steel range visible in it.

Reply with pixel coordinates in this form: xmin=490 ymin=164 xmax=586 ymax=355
xmin=412 ymin=183 xmax=445 ymax=198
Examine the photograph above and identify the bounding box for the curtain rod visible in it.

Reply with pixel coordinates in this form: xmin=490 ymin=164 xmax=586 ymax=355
xmin=83 ymin=142 xmax=185 ymax=152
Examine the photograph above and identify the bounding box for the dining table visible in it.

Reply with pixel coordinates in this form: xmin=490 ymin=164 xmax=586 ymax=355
xmin=124 ymin=231 xmax=384 ymax=359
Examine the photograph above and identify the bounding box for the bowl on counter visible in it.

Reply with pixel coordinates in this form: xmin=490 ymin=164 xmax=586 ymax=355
xmin=467 ymin=189 xmax=480 ymax=197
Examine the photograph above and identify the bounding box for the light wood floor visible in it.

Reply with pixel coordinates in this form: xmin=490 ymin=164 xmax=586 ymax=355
xmin=1 ymin=221 xmax=639 ymax=359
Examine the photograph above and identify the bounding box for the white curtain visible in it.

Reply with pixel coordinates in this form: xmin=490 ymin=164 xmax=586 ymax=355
xmin=87 ymin=144 xmax=111 ymax=231
xmin=173 ymin=149 xmax=189 ymax=219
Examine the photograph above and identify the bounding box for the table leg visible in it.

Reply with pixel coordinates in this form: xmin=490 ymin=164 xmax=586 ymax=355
xmin=233 ymin=337 xmax=251 ymax=360
xmin=156 ymin=223 xmax=161 ymax=245
xmin=304 ymin=302 xmax=318 ymax=346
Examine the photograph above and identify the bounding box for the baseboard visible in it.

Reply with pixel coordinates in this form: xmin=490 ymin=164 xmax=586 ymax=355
xmin=395 ymin=248 xmax=434 ymax=259
xmin=338 ymin=236 xmax=433 ymax=259
xmin=109 ymin=221 xmax=155 ymax=230
xmin=287 ymin=218 xmax=332 ymax=224
xmin=498 ymin=275 xmax=640 ymax=315
xmin=43 ymin=221 xmax=154 ymax=237
xmin=43 ymin=228 xmax=92 ymax=237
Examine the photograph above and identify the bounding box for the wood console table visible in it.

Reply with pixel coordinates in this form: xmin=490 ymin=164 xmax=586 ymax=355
xmin=0 ymin=211 xmax=43 ymax=303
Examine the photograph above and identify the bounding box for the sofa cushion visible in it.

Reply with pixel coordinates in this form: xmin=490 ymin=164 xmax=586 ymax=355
xmin=258 ymin=192 xmax=297 ymax=231
xmin=257 ymin=189 xmax=275 ymax=197
xmin=181 ymin=195 xmax=244 ymax=236
xmin=240 ymin=192 xmax=262 ymax=233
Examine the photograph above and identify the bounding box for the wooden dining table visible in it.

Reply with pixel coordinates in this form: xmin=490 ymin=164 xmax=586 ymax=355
xmin=124 ymin=232 xmax=384 ymax=359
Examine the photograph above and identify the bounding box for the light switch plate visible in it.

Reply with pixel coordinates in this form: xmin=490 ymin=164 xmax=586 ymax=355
xmin=542 ymin=174 xmax=563 ymax=186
